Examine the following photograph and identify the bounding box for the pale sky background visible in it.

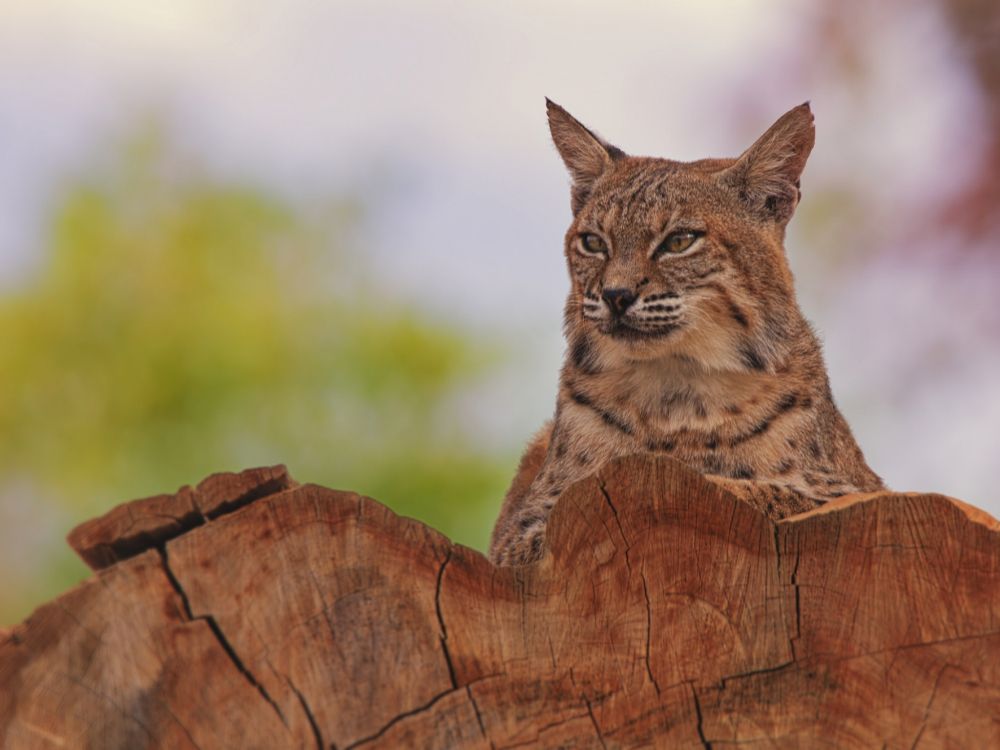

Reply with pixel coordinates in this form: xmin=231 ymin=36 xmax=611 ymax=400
xmin=1 ymin=0 xmax=997 ymax=523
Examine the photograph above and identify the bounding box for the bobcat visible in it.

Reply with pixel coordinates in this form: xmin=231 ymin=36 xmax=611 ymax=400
xmin=489 ymin=100 xmax=884 ymax=566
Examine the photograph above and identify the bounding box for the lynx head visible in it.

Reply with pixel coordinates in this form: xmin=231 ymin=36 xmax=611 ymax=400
xmin=548 ymin=99 xmax=815 ymax=374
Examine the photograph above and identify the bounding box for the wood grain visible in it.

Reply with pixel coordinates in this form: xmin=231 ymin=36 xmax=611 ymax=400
xmin=2 ymin=456 xmax=998 ymax=748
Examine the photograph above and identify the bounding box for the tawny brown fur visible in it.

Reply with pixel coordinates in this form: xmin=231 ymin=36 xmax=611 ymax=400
xmin=489 ymin=100 xmax=884 ymax=565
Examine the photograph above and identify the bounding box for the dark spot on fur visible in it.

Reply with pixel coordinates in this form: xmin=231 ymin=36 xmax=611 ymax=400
xmin=740 ymin=345 xmax=768 ymax=372
xmin=809 ymin=440 xmax=822 ymax=459
xmin=703 ymin=454 xmax=724 ymax=474
xmin=786 ymin=438 xmax=797 ymax=450
xmin=600 ymin=410 xmax=634 ymax=435
xmin=705 ymin=435 xmax=719 ymax=450
xmin=660 ymin=389 xmax=689 ymax=417
xmin=646 ymin=439 xmax=675 ymax=452
xmin=800 ymin=395 xmax=814 ymax=409
xmin=724 ymin=404 xmax=742 ymax=415
xmin=728 ymin=301 xmax=749 ymax=328
xmin=570 ymin=389 xmax=634 ymax=436
xmin=694 ymin=399 xmax=708 ymax=419
xmin=570 ymin=335 xmax=601 ymax=375
xmin=732 ymin=464 xmax=755 ymax=479
xmin=732 ymin=415 xmax=776 ymax=445
xmin=577 ymin=451 xmax=591 ymax=465
xmin=775 ymin=459 xmax=795 ymax=475
xmin=530 ymin=533 xmax=544 ymax=557
xmin=549 ymin=488 xmax=561 ymax=497
xmin=776 ymin=393 xmax=798 ymax=412
xmin=519 ymin=515 xmax=541 ymax=531
xmin=555 ymin=441 xmax=567 ymax=459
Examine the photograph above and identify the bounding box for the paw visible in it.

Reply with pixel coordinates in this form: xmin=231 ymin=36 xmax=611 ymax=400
xmin=493 ymin=526 xmax=546 ymax=566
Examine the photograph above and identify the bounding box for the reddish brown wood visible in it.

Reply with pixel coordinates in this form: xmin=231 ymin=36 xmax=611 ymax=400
xmin=2 ymin=457 xmax=998 ymax=748
xmin=66 ymin=465 xmax=293 ymax=570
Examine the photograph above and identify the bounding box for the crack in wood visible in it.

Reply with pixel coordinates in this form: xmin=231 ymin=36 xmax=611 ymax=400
xmin=773 ymin=525 xmax=802 ymax=661
xmin=909 ymin=664 xmax=951 ymax=750
xmin=597 ymin=479 xmax=632 ymax=571
xmin=286 ymin=676 xmax=324 ymax=750
xmin=466 ymin=685 xmax=496 ymax=750
xmin=343 ymin=687 xmax=456 ymax=749
xmin=715 ymin=660 xmax=796 ymax=691
xmin=689 ymin=682 xmax=712 ymax=749
xmin=790 ymin=546 xmax=802 ymax=657
xmin=200 ymin=475 xmax=291 ymax=521
xmin=435 ymin=548 xmax=458 ymax=690
xmin=157 ymin=547 xmax=289 ymax=730
xmin=583 ymin=696 xmax=608 ymax=749
xmin=69 ymin=468 xmax=293 ymax=570
xmin=639 ymin=569 xmax=661 ymax=695
xmin=342 ymin=674 xmax=503 ymax=749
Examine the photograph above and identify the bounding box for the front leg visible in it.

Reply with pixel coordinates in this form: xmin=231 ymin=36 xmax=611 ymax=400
xmin=490 ymin=442 xmax=589 ymax=565
xmin=490 ymin=466 xmax=579 ymax=566
xmin=490 ymin=420 xmax=628 ymax=565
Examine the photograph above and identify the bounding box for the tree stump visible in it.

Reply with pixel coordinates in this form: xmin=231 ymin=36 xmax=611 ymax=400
xmin=1 ymin=456 xmax=998 ymax=748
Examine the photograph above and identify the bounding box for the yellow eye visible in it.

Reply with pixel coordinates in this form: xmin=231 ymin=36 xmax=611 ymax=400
xmin=655 ymin=230 xmax=701 ymax=257
xmin=580 ymin=233 xmax=608 ymax=255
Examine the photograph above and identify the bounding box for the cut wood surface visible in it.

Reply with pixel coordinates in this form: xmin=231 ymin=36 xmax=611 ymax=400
xmin=2 ymin=456 xmax=999 ymax=749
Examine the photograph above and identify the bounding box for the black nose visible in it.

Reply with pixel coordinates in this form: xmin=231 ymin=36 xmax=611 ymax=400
xmin=602 ymin=287 xmax=637 ymax=315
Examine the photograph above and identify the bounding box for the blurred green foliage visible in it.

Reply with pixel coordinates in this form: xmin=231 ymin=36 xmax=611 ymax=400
xmin=0 ymin=130 xmax=512 ymax=625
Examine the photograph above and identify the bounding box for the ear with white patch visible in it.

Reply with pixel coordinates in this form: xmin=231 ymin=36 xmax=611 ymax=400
xmin=546 ymin=98 xmax=624 ymax=214
xmin=721 ymin=103 xmax=815 ymax=223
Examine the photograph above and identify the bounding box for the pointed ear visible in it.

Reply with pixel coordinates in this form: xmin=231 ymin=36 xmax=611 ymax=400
xmin=721 ymin=103 xmax=815 ymax=223
xmin=546 ymin=98 xmax=624 ymax=214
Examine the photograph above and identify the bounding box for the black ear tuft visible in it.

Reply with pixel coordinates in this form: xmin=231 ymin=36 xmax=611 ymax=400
xmin=721 ymin=103 xmax=815 ymax=223
xmin=546 ymin=99 xmax=624 ymax=214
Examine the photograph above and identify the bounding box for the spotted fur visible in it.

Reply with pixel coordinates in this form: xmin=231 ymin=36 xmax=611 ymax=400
xmin=488 ymin=100 xmax=884 ymax=566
